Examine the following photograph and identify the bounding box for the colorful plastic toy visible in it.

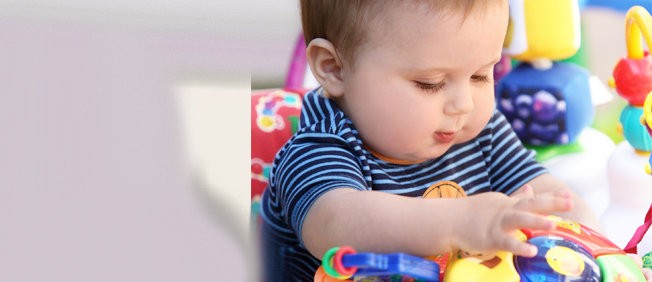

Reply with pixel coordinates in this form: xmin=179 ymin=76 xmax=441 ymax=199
xmin=601 ymin=7 xmax=652 ymax=255
xmin=609 ymin=5 xmax=652 ymax=152
xmin=496 ymin=62 xmax=594 ymax=145
xmin=515 ymin=236 xmax=602 ymax=282
xmin=619 ymin=105 xmax=652 ymax=151
xmin=316 ymin=215 xmax=645 ymax=282
xmin=502 ymin=0 xmax=581 ymax=62
xmin=497 ymin=0 xmax=599 ymax=148
xmin=316 ymin=180 xmax=645 ymax=281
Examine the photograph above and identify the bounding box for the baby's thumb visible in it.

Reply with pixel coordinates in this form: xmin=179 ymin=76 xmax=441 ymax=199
xmin=627 ymin=253 xmax=643 ymax=268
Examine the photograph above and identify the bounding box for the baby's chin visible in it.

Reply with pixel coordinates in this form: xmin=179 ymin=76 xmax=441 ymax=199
xmin=408 ymin=143 xmax=458 ymax=161
xmin=418 ymin=133 xmax=475 ymax=159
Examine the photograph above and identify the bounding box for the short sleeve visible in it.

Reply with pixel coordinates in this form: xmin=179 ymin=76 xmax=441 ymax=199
xmin=486 ymin=109 xmax=548 ymax=194
xmin=268 ymin=133 xmax=368 ymax=246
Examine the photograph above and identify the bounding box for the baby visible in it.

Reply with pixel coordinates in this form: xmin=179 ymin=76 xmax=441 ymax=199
xmin=260 ymin=0 xmax=619 ymax=281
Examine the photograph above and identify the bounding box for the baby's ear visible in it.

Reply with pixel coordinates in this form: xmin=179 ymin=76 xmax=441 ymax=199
xmin=306 ymin=38 xmax=345 ymax=97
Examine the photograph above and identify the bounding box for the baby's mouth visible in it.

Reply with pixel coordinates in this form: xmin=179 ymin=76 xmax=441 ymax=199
xmin=434 ymin=131 xmax=456 ymax=143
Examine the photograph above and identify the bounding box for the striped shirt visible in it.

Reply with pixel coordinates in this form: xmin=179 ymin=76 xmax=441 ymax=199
xmin=259 ymin=88 xmax=546 ymax=281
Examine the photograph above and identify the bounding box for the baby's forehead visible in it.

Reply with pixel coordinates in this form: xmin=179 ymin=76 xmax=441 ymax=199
xmin=362 ymin=2 xmax=484 ymax=45
xmin=340 ymin=0 xmax=505 ymax=68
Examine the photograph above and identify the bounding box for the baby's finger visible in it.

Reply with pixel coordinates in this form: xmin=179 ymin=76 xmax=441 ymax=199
xmin=510 ymin=184 xmax=533 ymax=199
xmin=532 ymin=189 xmax=573 ymax=200
xmin=513 ymin=195 xmax=574 ymax=214
xmin=627 ymin=253 xmax=644 ymax=268
xmin=498 ymin=235 xmax=537 ymax=258
xmin=502 ymin=211 xmax=556 ymax=232
xmin=642 ymin=268 xmax=652 ymax=281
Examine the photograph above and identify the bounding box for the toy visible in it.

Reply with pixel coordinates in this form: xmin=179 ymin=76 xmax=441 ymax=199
xmin=601 ymin=6 xmax=652 ymax=255
xmin=497 ymin=0 xmax=614 ymax=222
xmin=502 ymin=0 xmax=581 ymax=62
xmin=498 ymin=0 xmax=594 ymax=146
xmin=315 ymin=180 xmax=645 ymax=281
xmin=608 ymin=5 xmax=652 ymax=152
xmin=497 ymin=62 xmax=593 ymax=145
xmin=316 ymin=215 xmax=645 ymax=282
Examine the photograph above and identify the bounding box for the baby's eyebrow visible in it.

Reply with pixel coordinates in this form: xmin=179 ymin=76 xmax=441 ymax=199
xmin=406 ymin=56 xmax=503 ymax=74
xmin=484 ymin=56 xmax=503 ymax=67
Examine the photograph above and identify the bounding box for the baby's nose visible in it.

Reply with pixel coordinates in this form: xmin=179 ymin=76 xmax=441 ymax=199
xmin=445 ymin=90 xmax=474 ymax=115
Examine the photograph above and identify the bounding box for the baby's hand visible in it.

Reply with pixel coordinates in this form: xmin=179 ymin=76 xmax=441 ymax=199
xmin=450 ymin=184 xmax=573 ymax=258
xmin=626 ymin=253 xmax=652 ymax=281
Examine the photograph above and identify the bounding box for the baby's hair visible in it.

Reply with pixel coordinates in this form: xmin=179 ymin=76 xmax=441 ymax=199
xmin=300 ymin=0 xmax=502 ymax=68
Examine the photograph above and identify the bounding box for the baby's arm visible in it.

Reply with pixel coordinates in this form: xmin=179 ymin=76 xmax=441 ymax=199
xmin=301 ymin=184 xmax=572 ymax=259
xmin=520 ymin=173 xmax=604 ymax=234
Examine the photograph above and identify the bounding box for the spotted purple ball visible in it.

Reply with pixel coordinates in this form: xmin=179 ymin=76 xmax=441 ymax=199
xmin=499 ymin=98 xmax=515 ymax=119
xmin=529 ymin=122 xmax=559 ymax=142
xmin=515 ymin=94 xmax=533 ymax=119
xmin=512 ymin=118 xmax=527 ymax=140
xmin=532 ymin=90 xmax=561 ymax=123
xmin=530 ymin=138 xmax=546 ymax=146
xmin=556 ymin=133 xmax=570 ymax=144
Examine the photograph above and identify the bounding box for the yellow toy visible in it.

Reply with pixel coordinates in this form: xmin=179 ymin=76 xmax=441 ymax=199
xmin=546 ymin=214 xmax=582 ymax=234
xmin=443 ymin=231 xmax=527 ymax=282
xmin=443 ymin=250 xmax=520 ymax=282
xmin=545 ymin=246 xmax=585 ymax=276
xmin=502 ymin=0 xmax=581 ymax=63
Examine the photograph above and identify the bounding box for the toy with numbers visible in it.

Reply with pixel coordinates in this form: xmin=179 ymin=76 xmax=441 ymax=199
xmin=314 ymin=180 xmax=646 ymax=282
xmin=315 ymin=217 xmax=645 ymax=282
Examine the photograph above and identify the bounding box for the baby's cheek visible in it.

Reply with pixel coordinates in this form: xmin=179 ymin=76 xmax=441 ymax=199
xmin=465 ymin=110 xmax=494 ymax=139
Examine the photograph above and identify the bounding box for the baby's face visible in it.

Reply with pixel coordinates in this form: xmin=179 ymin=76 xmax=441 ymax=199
xmin=338 ymin=2 xmax=509 ymax=161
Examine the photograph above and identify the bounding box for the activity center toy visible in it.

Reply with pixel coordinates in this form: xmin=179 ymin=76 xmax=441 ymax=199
xmin=496 ymin=0 xmax=618 ymax=222
xmin=608 ymin=6 xmax=652 ymax=152
xmin=498 ymin=0 xmax=592 ymax=146
xmin=314 ymin=180 xmax=645 ymax=282
xmin=597 ymin=6 xmax=652 ymax=254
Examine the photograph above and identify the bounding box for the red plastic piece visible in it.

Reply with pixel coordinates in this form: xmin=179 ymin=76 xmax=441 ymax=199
xmin=426 ymin=253 xmax=449 ymax=281
xmin=333 ymin=246 xmax=358 ymax=276
xmin=612 ymin=51 xmax=652 ymax=106
xmin=521 ymin=216 xmax=624 ymax=257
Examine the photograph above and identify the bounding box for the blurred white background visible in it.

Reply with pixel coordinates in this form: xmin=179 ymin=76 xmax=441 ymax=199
xmin=0 ymin=0 xmax=290 ymax=281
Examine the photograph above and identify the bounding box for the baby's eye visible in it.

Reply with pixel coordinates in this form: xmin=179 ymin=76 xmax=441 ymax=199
xmin=414 ymin=80 xmax=445 ymax=93
xmin=470 ymin=75 xmax=493 ymax=84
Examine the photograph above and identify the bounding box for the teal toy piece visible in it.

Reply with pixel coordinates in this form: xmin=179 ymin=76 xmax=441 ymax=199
xmin=620 ymin=105 xmax=652 ymax=151
xmin=642 ymin=251 xmax=652 ymax=269
xmin=496 ymin=62 xmax=594 ymax=146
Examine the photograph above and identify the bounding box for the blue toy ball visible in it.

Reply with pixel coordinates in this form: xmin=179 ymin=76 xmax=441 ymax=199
xmin=514 ymin=236 xmax=601 ymax=282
